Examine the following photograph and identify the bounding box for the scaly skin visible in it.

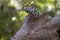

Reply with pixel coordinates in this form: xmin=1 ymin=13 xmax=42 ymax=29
xmin=24 ymin=6 xmax=40 ymax=17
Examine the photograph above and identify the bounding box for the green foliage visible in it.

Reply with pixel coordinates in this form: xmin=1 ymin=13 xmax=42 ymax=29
xmin=0 ymin=0 xmax=28 ymax=40
xmin=17 ymin=0 xmax=58 ymax=16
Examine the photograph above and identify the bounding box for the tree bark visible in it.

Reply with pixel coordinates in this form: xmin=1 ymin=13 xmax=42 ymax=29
xmin=11 ymin=14 xmax=60 ymax=40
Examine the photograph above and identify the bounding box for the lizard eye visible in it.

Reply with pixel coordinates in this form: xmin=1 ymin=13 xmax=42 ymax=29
xmin=56 ymin=29 xmax=60 ymax=38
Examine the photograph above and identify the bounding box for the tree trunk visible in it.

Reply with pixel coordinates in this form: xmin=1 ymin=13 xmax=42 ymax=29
xmin=11 ymin=14 xmax=60 ymax=40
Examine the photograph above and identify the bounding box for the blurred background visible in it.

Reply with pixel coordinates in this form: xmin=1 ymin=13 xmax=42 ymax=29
xmin=0 ymin=0 xmax=60 ymax=40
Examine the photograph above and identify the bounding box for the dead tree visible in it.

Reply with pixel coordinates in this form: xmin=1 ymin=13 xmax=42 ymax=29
xmin=11 ymin=7 xmax=60 ymax=40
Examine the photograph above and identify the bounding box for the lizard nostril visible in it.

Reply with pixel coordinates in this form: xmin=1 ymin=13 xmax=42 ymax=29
xmin=57 ymin=29 xmax=60 ymax=33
